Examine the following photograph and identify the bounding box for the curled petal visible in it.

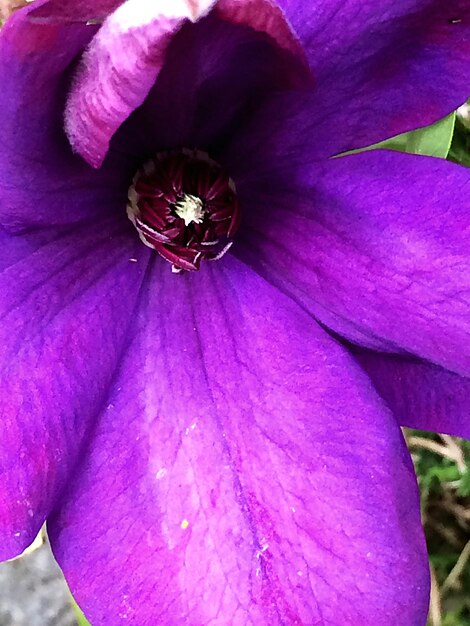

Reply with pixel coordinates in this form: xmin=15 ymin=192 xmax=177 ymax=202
xmin=65 ymin=0 xmax=216 ymax=168
xmin=215 ymin=0 xmax=307 ymax=70
xmin=65 ymin=0 xmax=308 ymax=168
xmin=28 ymin=0 xmax=123 ymax=24
xmin=118 ymin=13 xmax=307 ymax=160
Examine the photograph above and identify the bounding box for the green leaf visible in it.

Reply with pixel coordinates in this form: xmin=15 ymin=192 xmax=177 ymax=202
xmin=377 ymin=112 xmax=456 ymax=158
xmin=337 ymin=112 xmax=456 ymax=159
xmin=458 ymin=467 xmax=470 ymax=497
xmin=71 ymin=596 xmax=92 ymax=626
xmin=448 ymin=118 xmax=470 ymax=168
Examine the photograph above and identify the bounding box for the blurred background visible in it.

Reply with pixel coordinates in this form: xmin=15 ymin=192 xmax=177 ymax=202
xmin=408 ymin=432 xmax=470 ymax=626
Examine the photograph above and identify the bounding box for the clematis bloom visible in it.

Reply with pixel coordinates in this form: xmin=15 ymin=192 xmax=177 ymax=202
xmin=1 ymin=0 xmax=470 ymax=624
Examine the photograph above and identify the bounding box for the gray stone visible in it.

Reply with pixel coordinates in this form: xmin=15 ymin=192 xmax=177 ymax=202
xmin=0 ymin=542 xmax=76 ymax=626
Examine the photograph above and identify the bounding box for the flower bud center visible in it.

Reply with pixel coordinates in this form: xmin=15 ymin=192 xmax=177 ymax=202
xmin=127 ymin=149 xmax=240 ymax=273
xmin=174 ymin=194 xmax=206 ymax=226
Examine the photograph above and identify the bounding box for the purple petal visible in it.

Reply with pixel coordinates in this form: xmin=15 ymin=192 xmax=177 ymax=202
xmin=0 ymin=228 xmax=59 ymax=272
xmin=234 ymin=150 xmax=470 ymax=376
xmin=119 ymin=15 xmax=307 ymax=159
xmin=0 ymin=217 xmax=148 ymax=558
xmin=64 ymin=0 xmax=217 ymax=168
xmin=273 ymin=0 xmax=470 ymax=153
xmin=31 ymin=0 xmax=306 ymax=66
xmin=353 ymin=349 xmax=470 ymax=439
xmin=49 ymin=257 xmax=428 ymax=625
xmin=65 ymin=0 xmax=308 ymax=168
xmin=0 ymin=8 xmax=134 ymax=231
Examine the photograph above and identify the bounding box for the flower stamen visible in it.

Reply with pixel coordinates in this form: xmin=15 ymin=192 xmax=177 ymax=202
xmin=127 ymin=149 xmax=240 ymax=272
xmin=173 ymin=194 xmax=206 ymax=226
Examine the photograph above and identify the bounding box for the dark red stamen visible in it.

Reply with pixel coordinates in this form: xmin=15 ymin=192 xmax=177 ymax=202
xmin=128 ymin=149 xmax=240 ymax=272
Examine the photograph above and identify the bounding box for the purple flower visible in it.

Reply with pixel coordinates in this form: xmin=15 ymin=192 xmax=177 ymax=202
xmin=1 ymin=0 xmax=469 ymax=623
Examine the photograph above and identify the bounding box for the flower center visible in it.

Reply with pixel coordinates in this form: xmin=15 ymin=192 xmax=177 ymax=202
xmin=127 ymin=149 xmax=240 ymax=273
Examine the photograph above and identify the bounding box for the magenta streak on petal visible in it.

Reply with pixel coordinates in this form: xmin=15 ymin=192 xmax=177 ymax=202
xmin=65 ymin=0 xmax=309 ymax=169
